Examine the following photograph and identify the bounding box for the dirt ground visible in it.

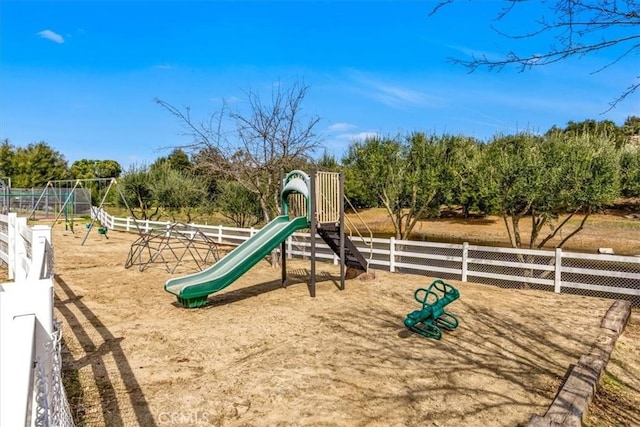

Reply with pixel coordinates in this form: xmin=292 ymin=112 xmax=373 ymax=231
xmin=37 ymin=225 xmax=638 ymax=427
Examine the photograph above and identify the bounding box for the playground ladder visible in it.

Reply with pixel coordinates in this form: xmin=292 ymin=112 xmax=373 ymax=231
xmin=317 ymin=225 xmax=369 ymax=271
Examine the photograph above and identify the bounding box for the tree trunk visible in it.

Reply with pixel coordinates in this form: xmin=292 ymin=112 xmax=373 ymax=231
xmin=260 ymin=196 xmax=271 ymax=224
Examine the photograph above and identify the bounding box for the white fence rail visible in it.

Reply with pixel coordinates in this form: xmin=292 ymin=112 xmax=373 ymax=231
xmin=0 ymin=213 xmax=73 ymax=426
xmin=91 ymin=209 xmax=640 ymax=305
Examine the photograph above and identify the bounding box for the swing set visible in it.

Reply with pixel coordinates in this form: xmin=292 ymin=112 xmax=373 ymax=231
xmin=28 ymin=178 xmax=140 ymax=245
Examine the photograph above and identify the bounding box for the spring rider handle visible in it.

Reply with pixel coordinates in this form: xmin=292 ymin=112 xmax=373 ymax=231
xmin=404 ymin=279 xmax=460 ymax=340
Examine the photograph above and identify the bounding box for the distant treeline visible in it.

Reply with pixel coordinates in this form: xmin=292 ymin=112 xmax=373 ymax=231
xmin=2 ymin=116 xmax=639 ymax=250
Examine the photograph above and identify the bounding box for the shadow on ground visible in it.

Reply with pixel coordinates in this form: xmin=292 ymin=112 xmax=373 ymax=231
xmin=299 ymin=298 xmax=602 ymax=426
xmin=54 ymin=274 xmax=156 ymax=427
xmin=179 ymin=267 xmax=341 ymax=309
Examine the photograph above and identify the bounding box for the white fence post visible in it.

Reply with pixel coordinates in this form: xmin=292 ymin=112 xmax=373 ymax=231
xmin=389 ymin=237 xmax=395 ymax=273
xmin=0 ymin=212 xmax=56 ymax=427
xmin=554 ymin=248 xmax=562 ymax=293
xmin=7 ymin=212 xmax=16 ymax=280
xmin=217 ymin=225 xmax=222 ymax=243
xmin=462 ymin=242 xmax=469 ymax=282
xmin=287 ymin=235 xmax=292 ymax=259
xmin=13 ymin=217 xmax=28 ymax=282
xmin=27 ymin=225 xmax=51 ymax=282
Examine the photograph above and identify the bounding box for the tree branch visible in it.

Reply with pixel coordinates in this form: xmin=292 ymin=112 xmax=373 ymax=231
xmin=537 ymin=208 xmax=579 ymax=248
xmin=432 ymin=0 xmax=640 ymax=107
xmin=557 ymin=208 xmax=591 ymax=248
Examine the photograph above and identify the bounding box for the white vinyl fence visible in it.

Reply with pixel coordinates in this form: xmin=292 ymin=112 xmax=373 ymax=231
xmin=91 ymin=208 xmax=640 ymax=305
xmin=0 ymin=212 xmax=73 ymax=426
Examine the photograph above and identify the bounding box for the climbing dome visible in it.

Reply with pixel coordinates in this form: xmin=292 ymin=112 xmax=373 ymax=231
xmin=125 ymin=223 xmax=220 ymax=273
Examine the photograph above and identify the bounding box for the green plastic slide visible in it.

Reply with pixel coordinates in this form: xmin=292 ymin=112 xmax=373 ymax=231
xmin=165 ymin=215 xmax=308 ymax=308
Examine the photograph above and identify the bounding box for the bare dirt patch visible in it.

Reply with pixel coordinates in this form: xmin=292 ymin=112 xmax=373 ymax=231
xmin=52 ymin=226 xmax=624 ymax=426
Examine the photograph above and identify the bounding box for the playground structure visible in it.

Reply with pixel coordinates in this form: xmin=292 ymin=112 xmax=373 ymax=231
xmin=27 ymin=178 xmax=141 ymax=246
xmin=125 ymin=223 xmax=221 ymax=273
xmin=404 ymin=279 xmax=460 ymax=340
xmin=7 ymin=182 xmax=93 ymax=219
xmin=164 ymin=169 xmax=372 ymax=308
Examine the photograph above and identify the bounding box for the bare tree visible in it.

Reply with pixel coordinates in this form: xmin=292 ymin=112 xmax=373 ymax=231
xmin=156 ymin=80 xmax=322 ymax=223
xmin=431 ymin=0 xmax=640 ymax=109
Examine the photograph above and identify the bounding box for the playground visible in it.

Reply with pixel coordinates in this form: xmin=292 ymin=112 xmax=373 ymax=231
xmin=52 ymin=226 xmax=623 ymax=426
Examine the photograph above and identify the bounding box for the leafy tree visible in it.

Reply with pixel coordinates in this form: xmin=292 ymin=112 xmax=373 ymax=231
xmin=70 ymin=159 xmax=122 ymax=180
xmin=190 ymin=147 xmax=221 ymax=200
xmin=401 ymin=132 xmax=449 ymax=232
xmin=482 ymin=132 xmax=620 ymax=249
xmin=436 ymin=135 xmax=493 ymax=217
xmin=156 ymin=79 xmax=322 ymax=223
xmin=119 ymin=162 xmax=207 ymax=222
xmin=621 ymin=116 xmax=640 ymax=140
xmin=546 ymin=119 xmax=626 ymax=147
xmin=315 ymin=150 xmax=341 ymax=172
xmin=11 ymin=142 xmax=68 ymax=187
xmin=153 ymin=148 xmax=192 ymax=171
xmin=620 ymin=147 xmax=640 ymax=198
xmin=343 ymin=136 xmax=404 ymax=234
xmin=0 ymin=139 xmax=15 ymax=179
xmin=120 ymin=165 xmax=157 ymax=220
xmin=215 ymin=180 xmax=262 ymax=227
xmin=431 ymin=0 xmax=640 ymax=108
xmin=148 ymin=162 xmax=207 ymax=223
xmin=342 ymin=165 xmax=379 ymax=210
xmin=343 ymin=133 xmax=449 ymax=239
xmin=95 ymin=160 xmax=122 ymax=178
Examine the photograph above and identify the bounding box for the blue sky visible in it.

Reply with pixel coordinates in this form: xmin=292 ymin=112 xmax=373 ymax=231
xmin=1 ymin=0 xmax=637 ymax=170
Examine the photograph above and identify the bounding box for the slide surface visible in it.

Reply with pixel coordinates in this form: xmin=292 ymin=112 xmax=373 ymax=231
xmin=165 ymin=215 xmax=308 ymax=302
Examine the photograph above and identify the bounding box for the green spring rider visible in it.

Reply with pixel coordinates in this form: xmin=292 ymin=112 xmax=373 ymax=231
xmin=404 ymin=279 xmax=460 ymax=340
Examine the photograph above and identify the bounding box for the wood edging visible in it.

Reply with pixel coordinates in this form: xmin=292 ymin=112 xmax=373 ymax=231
xmin=526 ymin=300 xmax=632 ymax=427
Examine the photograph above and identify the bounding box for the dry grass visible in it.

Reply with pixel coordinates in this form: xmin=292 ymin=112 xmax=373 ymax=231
xmin=347 ymin=208 xmax=640 ymax=255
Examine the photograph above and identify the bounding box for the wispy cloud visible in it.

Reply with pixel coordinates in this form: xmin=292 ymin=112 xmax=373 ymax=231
xmin=327 ymin=122 xmax=357 ymax=132
xmin=443 ymin=43 xmax=505 ymax=63
xmin=336 ymin=131 xmax=380 ymax=142
xmin=345 ymin=70 xmax=445 ymax=109
xmin=154 ymin=64 xmax=173 ymax=70
xmin=37 ymin=29 xmax=64 ymax=44
xmin=369 ymin=83 xmax=426 ymax=107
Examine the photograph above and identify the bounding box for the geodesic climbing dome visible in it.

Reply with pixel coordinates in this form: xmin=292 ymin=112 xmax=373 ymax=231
xmin=125 ymin=223 xmax=220 ymax=273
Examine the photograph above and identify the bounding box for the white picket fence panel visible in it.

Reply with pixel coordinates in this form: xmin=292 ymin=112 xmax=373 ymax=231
xmin=0 ymin=213 xmax=72 ymax=426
